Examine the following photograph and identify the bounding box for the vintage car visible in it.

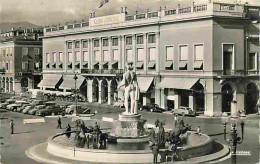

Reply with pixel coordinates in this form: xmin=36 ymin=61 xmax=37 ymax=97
xmin=140 ymin=103 xmax=165 ymax=113
xmin=6 ymin=101 xmax=29 ymax=111
xmin=65 ymin=105 xmax=91 ymax=114
xmin=22 ymin=105 xmax=34 ymax=114
xmin=28 ymin=105 xmax=46 ymax=115
xmin=113 ymin=100 xmax=125 ymax=108
xmin=0 ymin=99 xmax=16 ymax=109
xmin=171 ymin=106 xmax=196 ymax=116
xmin=36 ymin=105 xmax=63 ymax=116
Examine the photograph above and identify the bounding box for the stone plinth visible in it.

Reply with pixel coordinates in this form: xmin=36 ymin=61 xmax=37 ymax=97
xmin=110 ymin=113 xmax=146 ymax=138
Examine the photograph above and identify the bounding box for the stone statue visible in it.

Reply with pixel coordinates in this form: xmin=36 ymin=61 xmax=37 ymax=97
xmin=118 ymin=62 xmax=140 ymax=114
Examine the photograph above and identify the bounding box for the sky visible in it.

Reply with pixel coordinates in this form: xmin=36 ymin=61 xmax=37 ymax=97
xmin=0 ymin=0 xmax=259 ymax=26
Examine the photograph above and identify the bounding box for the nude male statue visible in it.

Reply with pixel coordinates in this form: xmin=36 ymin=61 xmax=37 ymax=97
xmin=117 ymin=62 xmax=140 ymax=114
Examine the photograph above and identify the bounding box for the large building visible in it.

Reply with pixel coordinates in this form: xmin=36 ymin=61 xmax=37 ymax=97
xmin=40 ymin=2 xmax=260 ymax=116
xmin=0 ymin=28 xmax=43 ymax=94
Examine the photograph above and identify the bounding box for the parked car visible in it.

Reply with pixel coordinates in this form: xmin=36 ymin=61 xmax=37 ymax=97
xmin=36 ymin=105 xmax=63 ymax=116
xmin=65 ymin=105 xmax=91 ymax=114
xmin=22 ymin=105 xmax=34 ymax=114
xmin=113 ymin=100 xmax=125 ymax=108
xmin=171 ymin=106 xmax=196 ymax=116
xmin=17 ymin=103 xmax=32 ymax=112
xmin=0 ymin=99 xmax=16 ymax=109
xmin=140 ymin=103 xmax=165 ymax=113
xmin=7 ymin=101 xmax=28 ymax=111
xmin=28 ymin=105 xmax=46 ymax=115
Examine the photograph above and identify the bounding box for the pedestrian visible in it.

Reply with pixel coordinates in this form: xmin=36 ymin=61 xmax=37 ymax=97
xmin=65 ymin=124 xmax=71 ymax=139
xmin=57 ymin=116 xmax=62 ymax=129
xmin=10 ymin=120 xmax=15 ymax=134
xmin=152 ymin=143 xmax=159 ymax=163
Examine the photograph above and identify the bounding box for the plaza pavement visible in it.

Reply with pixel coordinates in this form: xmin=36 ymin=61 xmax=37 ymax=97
xmin=0 ymin=100 xmax=259 ymax=164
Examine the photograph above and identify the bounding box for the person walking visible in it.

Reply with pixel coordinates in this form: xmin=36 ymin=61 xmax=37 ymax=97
xmin=10 ymin=120 xmax=15 ymax=134
xmin=57 ymin=116 xmax=62 ymax=129
xmin=65 ymin=124 xmax=71 ymax=139
xmin=152 ymin=143 xmax=159 ymax=163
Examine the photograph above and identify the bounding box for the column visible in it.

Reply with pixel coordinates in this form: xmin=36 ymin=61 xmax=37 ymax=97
xmin=65 ymin=41 xmax=68 ymax=73
xmin=156 ymin=32 xmax=160 ymax=73
xmin=132 ymin=34 xmax=136 ymax=71
xmin=189 ymin=94 xmax=196 ymax=112
xmin=108 ymin=37 xmax=112 ymax=69
xmin=174 ymin=90 xmax=181 ymax=109
xmin=155 ymin=77 xmax=161 ymax=106
xmin=91 ymin=39 xmax=94 ymax=69
xmin=4 ymin=78 xmax=6 ymax=93
xmin=88 ymin=38 xmax=92 ymax=69
xmin=98 ymin=80 xmax=102 ymax=104
xmin=160 ymin=89 xmax=167 ymax=109
xmin=121 ymin=35 xmax=125 ymax=69
xmin=144 ymin=33 xmax=147 ymax=73
xmin=108 ymin=81 xmax=112 ymax=105
xmin=99 ymin=39 xmax=102 ymax=70
xmin=87 ymin=80 xmax=93 ymax=102
xmin=236 ymin=92 xmax=245 ymax=113
xmin=72 ymin=40 xmax=75 ymax=72
xmin=80 ymin=40 xmax=83 ymax=70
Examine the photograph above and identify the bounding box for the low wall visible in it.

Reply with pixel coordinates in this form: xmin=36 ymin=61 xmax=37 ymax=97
xmin=47 ymin=131 xmax=213 ymax=163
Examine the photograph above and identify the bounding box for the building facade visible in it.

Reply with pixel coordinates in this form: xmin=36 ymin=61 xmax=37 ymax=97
xmin=40 ymin=2 xmax=260 ymax=116
xmin=0 ymin=28 xmax=43 ymax=94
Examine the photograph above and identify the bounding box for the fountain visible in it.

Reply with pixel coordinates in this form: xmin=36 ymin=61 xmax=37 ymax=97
xmin=26 ymin=63 xmax=230 ymax=163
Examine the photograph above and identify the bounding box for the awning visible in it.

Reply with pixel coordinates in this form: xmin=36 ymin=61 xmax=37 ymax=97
xmin=147 ymin=62 xmax=156 ymax=68
xmin=59 ymin=75 xmax=85 ymax=90
xmin=165 ymin=61 xmax=173 ymax=68
xmin=37 ymin=74 xmax=62 ymax=89
xmin=111 ymin=61 xmax=118 ymax=65
xmin=102 ymin=62 xmax=109 ymax=65
xmin=93 ymin=61 xmax=99 ymax=65
xmin=157 ymin=78 xmax=199 ymax=90
xmin=179 ymin=61 xmax=187 ymax=68
xmin=119 ymin=77 xmax=154 ymax=93
xmin=193 ymin=61 xmax=203 ymax=69
xmin=136 ymin=62 xmax=144 ymax=68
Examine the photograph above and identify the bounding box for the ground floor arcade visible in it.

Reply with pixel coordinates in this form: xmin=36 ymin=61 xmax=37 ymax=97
xmin=38 ymin=73 xmax=260 ymax=116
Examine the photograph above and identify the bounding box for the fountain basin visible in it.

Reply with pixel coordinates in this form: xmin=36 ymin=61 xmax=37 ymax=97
xmin=47 ymin=131 xmax=213 ymax=163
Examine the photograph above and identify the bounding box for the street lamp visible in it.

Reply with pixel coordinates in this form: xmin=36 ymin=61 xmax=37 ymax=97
xmin=73 ymin=74 xmax=78 ymax=116
xmin=221 ymin=112 xmax=246 ymax=163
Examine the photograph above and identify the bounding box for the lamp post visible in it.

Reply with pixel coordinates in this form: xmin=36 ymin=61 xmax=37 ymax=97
xmin=73 ymin=74 xmax=78 ymax=116
xmin=221 ymin=112 xmax=246 ymax=164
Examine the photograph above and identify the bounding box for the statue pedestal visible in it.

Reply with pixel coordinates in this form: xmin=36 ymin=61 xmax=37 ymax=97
xmin=110 ymin=113 xmax=146 ymax=138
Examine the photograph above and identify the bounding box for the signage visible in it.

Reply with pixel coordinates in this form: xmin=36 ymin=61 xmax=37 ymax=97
xmin=89 ymin=13 xmax=125 ymax=27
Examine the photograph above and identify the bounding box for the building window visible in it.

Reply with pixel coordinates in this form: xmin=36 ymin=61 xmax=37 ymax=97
xmin=94 ymin=51 xmax=101 ymax=62
xmin=223 ymin=44 xmax=234 ymax=74
xmin=76 ymin=52 xmax=81 ymax=62
xmin=148 ymin=34 xmax=156 ymax=44
xmin=94 ymin=39 xmax=99 ymax=47
xmin=46 ymin=53 xmax=50 ymax=63
xmin=249 ymin=52 xmax=257 ymax=70
xmin=83 ymin=40 xmax=88 ymax=48
xmin=103 ymin=39 xmax=109 ymax=47
xmin=67 ymin=42 xmax=72 ymax=49
xmin=59 ymin=52 xmax=63 ymax=62
xmin=193 ymin=44 xmax=204 ymax=70
xmin=34 ymin=48 xmax=40 ymax=54
xmin=22 ymin=62 xmax=29 ymax=70
xmin=112 ymin=38 xmax=118 ymax=46
xmin=103 ymin=50 xmax=109 ymax=61
xmin=68 ymin=52 xmax=73 ymax=62
xmin=179 ymin=45 xmax=188 ymax=70
xmin=53 ymin=52 xmax=57 ymax=62
xmin=126 ymin=36 xmax=132 ymax=45
xmin=75 ymin=41 xmax=80 ymax=48
xmin=126 ymin=49 xmax=133 ymax=61
xmin=5 ymin=62 xmax=9 ymax=70
xmin=83 ymin=51 xmax=89 ymax=62
xmin=137 ymin=48 xmax=144 ymax=62
xmin=166 ymin=46 xmax=174 ymax=61
xmin=113 ymin=49 xmax=119 ymax=61
xmin=22 ymin=47 xmax=28 ymax=55
xmin=149 ymin=48 xmax=156 ymax=61
xmin=137 ymin=35 xmax=143 ymax=44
